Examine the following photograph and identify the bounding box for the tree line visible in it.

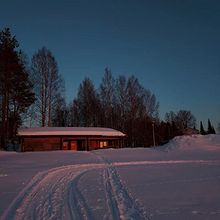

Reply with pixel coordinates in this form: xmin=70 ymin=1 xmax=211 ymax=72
xmin=200 ymin=119 xmax=216 ymax=135
xmin=62 ymin=70 xmax=160 ymax=147
xmin=0 ymin=28 xmax=218 ymax=150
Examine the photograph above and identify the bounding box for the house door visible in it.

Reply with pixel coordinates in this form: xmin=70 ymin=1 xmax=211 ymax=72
xmin=70 ymin=141 xmax=77 ymax=150
xmin=77 ymin=140 xmax=86 ymax=151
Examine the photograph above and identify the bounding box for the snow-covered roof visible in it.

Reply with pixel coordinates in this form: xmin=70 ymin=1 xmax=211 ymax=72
xmin=17 ymin=127 xmax=126 ymax=137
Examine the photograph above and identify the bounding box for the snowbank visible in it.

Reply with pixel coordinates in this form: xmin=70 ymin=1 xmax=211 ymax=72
xmin=0 ymin=150 xmax=17 ymax=157
xmin=161 ymin=134 xmax=220 ymax=152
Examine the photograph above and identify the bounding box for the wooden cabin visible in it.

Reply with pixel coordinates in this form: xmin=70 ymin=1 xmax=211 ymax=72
xmin=17 ymin=127 xmax=126 ymax=152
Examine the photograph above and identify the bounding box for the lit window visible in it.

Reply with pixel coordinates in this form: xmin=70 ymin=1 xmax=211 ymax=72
xmin=100 ymin=141 xmax=108 ymax=148
xmin=63 ymin=141 xmax=68 ymax=150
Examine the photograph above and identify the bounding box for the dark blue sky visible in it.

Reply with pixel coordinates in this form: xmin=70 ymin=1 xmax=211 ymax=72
xmin=1 ymin=0 xmax=220 ymax=129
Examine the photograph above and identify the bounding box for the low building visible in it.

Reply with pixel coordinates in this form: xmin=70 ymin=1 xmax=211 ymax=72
xmin=17 ymin=127 xmax=126 ymax=152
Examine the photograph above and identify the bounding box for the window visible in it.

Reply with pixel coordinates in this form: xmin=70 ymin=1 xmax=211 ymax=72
xmin=100 ymin=141 xmax=108 ymax=148
xmin=63 ymin=141 xmax=69 ymax=150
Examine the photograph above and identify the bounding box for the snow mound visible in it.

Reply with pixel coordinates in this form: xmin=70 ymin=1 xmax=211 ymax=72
xmin=0 ymin=150 xmax=17 ymax=157
xmin=162 ymin=134 xmax=220 ymax=152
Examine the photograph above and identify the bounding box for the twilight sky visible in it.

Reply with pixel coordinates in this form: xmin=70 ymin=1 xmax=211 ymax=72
xmin=1 ymin=0 xmax=220 ymax=129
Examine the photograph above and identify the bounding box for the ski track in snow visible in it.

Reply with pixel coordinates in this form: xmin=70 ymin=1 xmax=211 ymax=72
xmin=93 ymin=152 xmax=150 ymax=220
xmin=103 ymin=165 xmax=148 ymax=220
xmin=2 ymin=155 xmax=219 ymax=220
xmin=68 ymin=171 xmax=96 ymax=220
xmin=1 ymin=164 xmax=103 ymax=220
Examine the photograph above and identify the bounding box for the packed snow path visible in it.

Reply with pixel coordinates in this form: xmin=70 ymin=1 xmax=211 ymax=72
xmin=1 ymin=134 xmax=220 ymax=220
xmin=2 ymin=154 xmax=149 ymax=220
xmin=93 ymin=152 xmax=148 ymax=220
xmin=2 ymin=158 xmax=218 ymax=220
xmin=2 ymin=164 xmax=99 ymax=220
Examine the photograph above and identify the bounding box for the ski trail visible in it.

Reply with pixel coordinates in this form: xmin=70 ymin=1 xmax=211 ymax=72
xmin=103 ymin=168 xmax=121 ymax=220
xmin=2 ymin=156 xmax=216 ymax=220
xmin=1 ymin=170 xmax=49 ymax=220
xmin=2 ymin=164 xmax=104 ymax=220
xmin=68 ymin=172 xmax=95 ymax=220
xmin=104 ymin=164 xmax=149 ymax=220
xmin=93 ymin=152 xmax=149 ymax=220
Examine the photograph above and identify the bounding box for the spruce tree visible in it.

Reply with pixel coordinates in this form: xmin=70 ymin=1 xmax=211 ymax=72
xmin=0 ymin=28 xmax=35 ymax=149
xmin=200 ymin=121 xmax=206 ymax=135
xmin=211 ymin=125 xmax=216 ymax=134
xmin=207 ymin=119 xmax=215 ymax=134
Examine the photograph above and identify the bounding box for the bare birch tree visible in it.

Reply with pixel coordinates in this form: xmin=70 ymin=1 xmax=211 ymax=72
xmin=31 ymin=47 xmax=63 ymax=127
xmin=99 ymin=68 xmax=115 ymax=128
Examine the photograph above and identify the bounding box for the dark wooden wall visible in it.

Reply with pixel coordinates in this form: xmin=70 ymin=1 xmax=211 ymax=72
xmin=21 ymin=136 xmax=124 ymax=152
xmin=22 ymin=137 xmax=61 ymax=151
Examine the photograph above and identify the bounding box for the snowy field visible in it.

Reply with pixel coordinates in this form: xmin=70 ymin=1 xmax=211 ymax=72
xmin=0 ymin=134 xmax=220 ymax=220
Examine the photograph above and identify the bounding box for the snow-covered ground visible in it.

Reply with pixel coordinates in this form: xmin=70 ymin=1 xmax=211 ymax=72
xmin=0 ymin=134 xmax=220 ymax=220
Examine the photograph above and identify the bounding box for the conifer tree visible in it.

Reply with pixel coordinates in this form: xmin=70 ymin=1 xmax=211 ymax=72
xmin=200 ymin=121 xmax=206 ymax=135
xmin=212 ymin=126 xmax=216 ymax=134
xmin=207 ymin=119 xmax=216 ymax=134
xmin=0 ymin=28 xmax=35 ymax=149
